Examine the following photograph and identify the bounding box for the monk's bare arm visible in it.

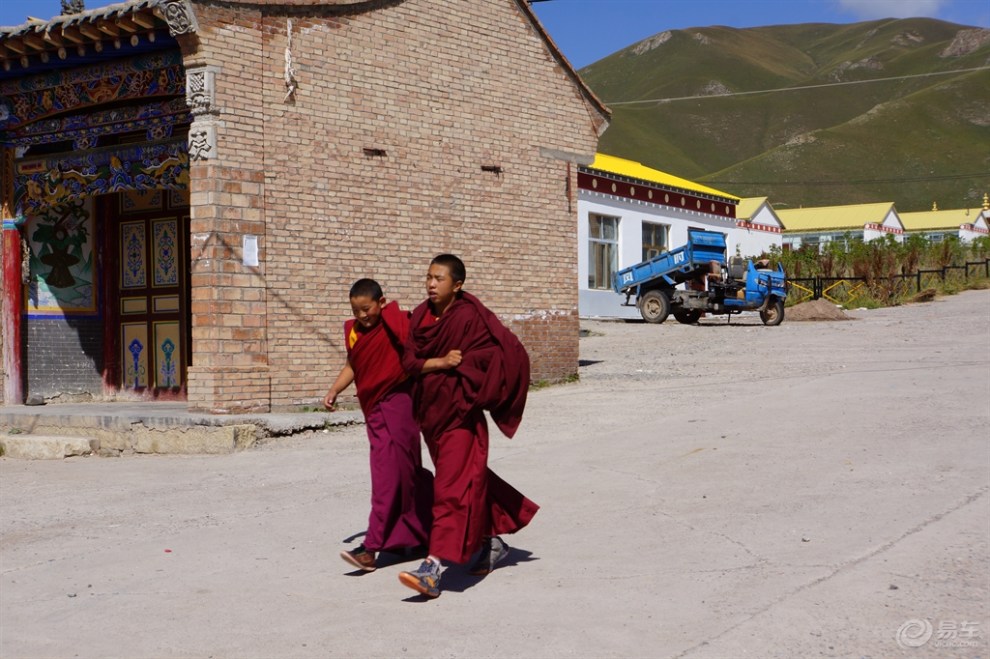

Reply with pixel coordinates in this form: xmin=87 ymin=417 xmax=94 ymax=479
xmin=323 ymin=361 xmax=355 ymax=410
xmin=419 ymin=350 xmax=462 ymax=374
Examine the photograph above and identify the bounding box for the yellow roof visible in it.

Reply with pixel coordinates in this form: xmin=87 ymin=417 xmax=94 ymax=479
xmin=900 ymin=208 xmax=980 ymax=231
xmin=588 ymin=153 xmax=740 ymax=202
xmin=736 ymin=197 xmax=768 ymax=220
xmin=777 ymin=202 xmax=896 ymax=232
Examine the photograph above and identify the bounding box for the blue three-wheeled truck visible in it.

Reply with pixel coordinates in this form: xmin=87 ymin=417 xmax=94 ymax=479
xmin=613 ymin=230 xmax=788 ymax=325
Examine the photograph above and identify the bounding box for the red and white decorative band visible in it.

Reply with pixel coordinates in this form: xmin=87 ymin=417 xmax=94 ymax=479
xmin=962 ymin=224 xmax=989 ymax=234
xmin=735 ymin=220 xmax=781 ymax=234
xmin=865 ymin=222 xmax=903 ymax=234
xmin=577 ymin=170 xmax=737 ymax=219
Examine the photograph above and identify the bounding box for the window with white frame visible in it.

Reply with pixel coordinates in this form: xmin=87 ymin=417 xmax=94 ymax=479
xmin=831 ymin=233 xmax=851 ymax=251
xmin=642 ymin=222 xmax=669 ymax=261
xmin=588 ymin=214 xmax=619 ymax=290
xmin=802 ymin=236 xmax=821 ymax=252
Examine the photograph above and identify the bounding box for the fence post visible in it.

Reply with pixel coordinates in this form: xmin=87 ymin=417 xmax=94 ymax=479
xmin=916 ymin=271 xmax=921 ymax=292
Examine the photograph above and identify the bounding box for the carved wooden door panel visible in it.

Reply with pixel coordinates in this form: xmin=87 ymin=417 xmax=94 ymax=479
xmin=107 ymin=190 xmax=190 ymax=397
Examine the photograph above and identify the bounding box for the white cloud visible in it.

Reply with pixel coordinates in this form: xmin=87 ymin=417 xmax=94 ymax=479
xmin=836 ymin=0 xmax=950 ymax=20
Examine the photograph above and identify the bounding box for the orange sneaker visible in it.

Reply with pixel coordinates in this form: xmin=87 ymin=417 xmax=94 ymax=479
xmin=340 ymin=544 xmax=376 ymax=572
xmin=398 ymin=559 xmax=441 ymax=598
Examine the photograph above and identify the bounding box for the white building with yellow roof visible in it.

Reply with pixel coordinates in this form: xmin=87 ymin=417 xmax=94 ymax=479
xmin=577 ymin=153 xmax=781 ymax=319
xmin=899 ymin=197 xmax=990 ymax=242
xmin=735 ymin=197 xmax=785 ymax=254
xmin=777 ymin=202 xmax=904 ymax=251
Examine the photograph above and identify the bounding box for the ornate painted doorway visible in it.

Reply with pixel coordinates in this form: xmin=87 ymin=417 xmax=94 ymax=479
xmin=101 ymin=189 xmax=191 ymax=398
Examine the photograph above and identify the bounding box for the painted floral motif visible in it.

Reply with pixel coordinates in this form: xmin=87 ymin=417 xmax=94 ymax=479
xmin=122 ymin=223 xmax=146 ymax=289
xmin=168 ymin=189 xmax=188 ymax=207
xmin=128 ymin=338 xmax=145 ymax=390
xmin=25 ymin=199 xmax=96 ymax=315
xmin=159 ymin=337 xmax=176 ymax=388
xmin=153 ymin=220 xmax=178 ymax=286
xmin=121 ymin=190 xmax=162 ymax=213
xmin=31 ymin=201 xmax=87 ymax=288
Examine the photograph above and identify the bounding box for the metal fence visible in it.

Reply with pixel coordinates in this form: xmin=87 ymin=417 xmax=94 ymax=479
xmin=785 ymin=259 xmax=990 ymax=303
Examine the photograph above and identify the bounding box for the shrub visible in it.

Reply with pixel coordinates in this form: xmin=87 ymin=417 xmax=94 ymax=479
xmin=779 ymin=234 xmax=990 ymax=308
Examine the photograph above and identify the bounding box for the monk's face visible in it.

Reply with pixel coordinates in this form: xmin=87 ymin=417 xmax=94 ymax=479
xmin=350 ymin=294 xmax=385 ymax=330
xmin=426 ymin=263 xmax=462 ymax=312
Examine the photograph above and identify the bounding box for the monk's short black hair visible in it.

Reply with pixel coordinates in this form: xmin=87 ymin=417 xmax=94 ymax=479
xmin=349 ymin=278 xmax=384 ymax=300
xmin=431 ymin=254 xmax=466 ymax=284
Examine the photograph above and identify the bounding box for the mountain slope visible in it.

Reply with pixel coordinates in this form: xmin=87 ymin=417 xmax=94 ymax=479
xmin=579 ymin=19 xmax=990 ymax=211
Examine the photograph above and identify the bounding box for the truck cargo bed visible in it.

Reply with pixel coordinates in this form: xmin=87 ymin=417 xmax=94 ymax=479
xmin=613 ymin=230 xmax=727 ymax=294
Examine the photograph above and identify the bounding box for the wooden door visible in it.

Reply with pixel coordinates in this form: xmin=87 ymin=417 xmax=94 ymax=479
xmin=104 ymin=190 xmax=190 ymax=397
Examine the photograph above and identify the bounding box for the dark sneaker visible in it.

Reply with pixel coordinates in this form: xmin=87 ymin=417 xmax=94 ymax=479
xmin=398 ymin=559 xmax=441 ymax=598
xmin=340 ymin=544 xmax=376 ymax=572
xmin=469 ymin=536 xmax=509 ymax=575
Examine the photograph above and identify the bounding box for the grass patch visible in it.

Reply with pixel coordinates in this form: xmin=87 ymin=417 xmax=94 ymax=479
xmin=297 ymin=405 xmax=326 ymax=413
xmin=531 ymin=372 xmax=580 ymax=390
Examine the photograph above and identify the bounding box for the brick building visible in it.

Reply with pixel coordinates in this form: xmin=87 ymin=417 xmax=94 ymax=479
xmin=0 ymin=0 xmax=608 ymax=412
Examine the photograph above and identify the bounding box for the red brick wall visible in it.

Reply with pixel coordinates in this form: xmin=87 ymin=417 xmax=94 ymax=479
xmin=184 ymin=0 xmax=601 ymax=411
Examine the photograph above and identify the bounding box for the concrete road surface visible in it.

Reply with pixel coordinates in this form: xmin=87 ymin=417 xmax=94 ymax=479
xmin=2 ymin=290 xmax=988 ymax=658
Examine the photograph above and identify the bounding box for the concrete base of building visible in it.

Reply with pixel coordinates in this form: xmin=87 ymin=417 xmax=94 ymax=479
xmin=0 ymin=402 xmax=362 ymax=458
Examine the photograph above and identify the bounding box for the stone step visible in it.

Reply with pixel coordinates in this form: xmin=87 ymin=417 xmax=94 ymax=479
xmin=0 ymin=434 xmax=97 ymax=460
xmin=0 ymin=424 xmax=256 ymax=458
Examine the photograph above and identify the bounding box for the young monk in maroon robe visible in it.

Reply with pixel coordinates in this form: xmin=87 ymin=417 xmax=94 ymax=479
xmin=397 ymin=254 xmax=539 ymax=598
xmin=324 ymin=278 xmax=433 ymax=572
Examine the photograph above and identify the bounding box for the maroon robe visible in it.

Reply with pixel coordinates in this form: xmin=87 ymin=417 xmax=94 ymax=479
xmin=346 ymin=301 xmax=432 ymax=552
xmin=346 ymin=301 xmax=410 ymax=418
xmin=361 ymin=384 xmax=433 ymax=552
xmin=403 ymin=292 xmax=539 ymax=564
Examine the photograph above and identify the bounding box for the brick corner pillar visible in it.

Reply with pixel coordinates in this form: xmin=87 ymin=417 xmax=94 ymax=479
xmin=509 ymin=308 xmax=580 ymax=385
xmin=185 ymin=163 xmax=271 ymax=414
xmin=186 ymin=364 xmax=271 ymax=414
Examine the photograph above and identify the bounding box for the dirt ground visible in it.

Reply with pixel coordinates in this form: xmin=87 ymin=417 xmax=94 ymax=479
xmin=1 ymin=290 xmax=988 ymax=658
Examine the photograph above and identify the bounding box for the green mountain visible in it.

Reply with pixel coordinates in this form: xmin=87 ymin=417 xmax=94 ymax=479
xmin=579 ymin=18 xmax=990 ymax=211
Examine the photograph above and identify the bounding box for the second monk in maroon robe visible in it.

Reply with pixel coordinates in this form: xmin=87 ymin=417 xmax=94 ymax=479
xmin=403 ymin=289 xmax=539 ymax=564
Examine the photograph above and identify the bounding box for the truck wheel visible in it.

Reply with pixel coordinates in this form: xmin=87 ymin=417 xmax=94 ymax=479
xmin=760 ymin=299 xmax=785 ymax=326
xmin=639 ymin=290 xmax=670 ymax=324
xmin=673 ymin=310 xmax=702 ymax=325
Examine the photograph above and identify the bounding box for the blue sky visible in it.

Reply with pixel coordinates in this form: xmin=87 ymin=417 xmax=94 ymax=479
xmin=2 ymin=0 xmax=988 ymax=69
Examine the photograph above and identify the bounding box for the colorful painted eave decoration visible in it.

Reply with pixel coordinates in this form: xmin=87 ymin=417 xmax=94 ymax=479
xmin=0 ymin=50 xmax=184 ymax=133
xmin=7 ymin=97 xmax=190 ymax=147
xmin=14 ymin=138 xmax=189 ymax=215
